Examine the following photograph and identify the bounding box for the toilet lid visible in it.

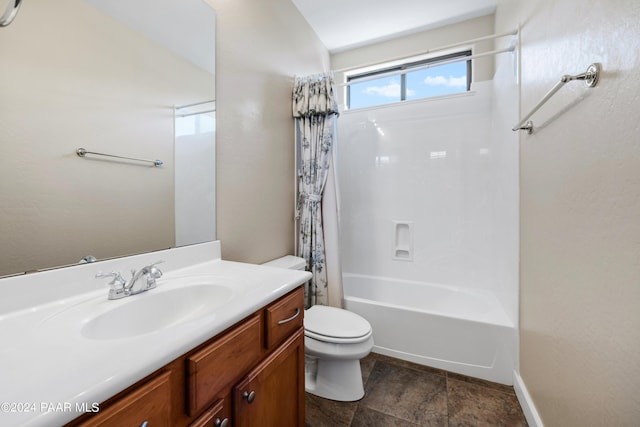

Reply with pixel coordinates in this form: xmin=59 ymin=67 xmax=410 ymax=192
xmin=304 ymin=305 xmax=371 ymax=340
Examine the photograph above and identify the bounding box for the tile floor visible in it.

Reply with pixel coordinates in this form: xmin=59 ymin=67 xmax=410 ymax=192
xmin=305 ymin=352 xmax=528 ymax=427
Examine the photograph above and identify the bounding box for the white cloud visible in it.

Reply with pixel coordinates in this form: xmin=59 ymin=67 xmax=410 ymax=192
xmin=362 ymin=81 xmax=415 ymax=98
xmin=363 ymin=81 xmax=401 ymax=97
xmin=423 ymin=75 xmax=466 ymax=88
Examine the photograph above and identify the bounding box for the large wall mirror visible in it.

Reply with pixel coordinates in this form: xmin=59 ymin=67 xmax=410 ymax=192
xmin=0 ymin=0 xmax=216 ymax=278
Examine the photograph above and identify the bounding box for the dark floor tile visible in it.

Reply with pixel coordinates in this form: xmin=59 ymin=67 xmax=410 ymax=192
xmin=305 ymin=354 xmax=528 ymax=427
xmin=305 ymin=392 xmax=357 ymax=427
xmin=360 ymin=354 xmax=377 ymax=385
xmin=447 ymin=372 xmax=516 ymax=395
xmin=447 ymin=378 xmax=528 ymax=427
xmin=350 ymin=406 xmax=423 ymax=427
xmin=360 ymin=360 xmax=448 ymax=426
xmin=367 ymin=352 xmax=447 ymax=377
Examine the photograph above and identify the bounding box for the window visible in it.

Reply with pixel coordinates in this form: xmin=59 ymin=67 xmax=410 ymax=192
xmin=347 ymin=51 xmax=472 ymax=110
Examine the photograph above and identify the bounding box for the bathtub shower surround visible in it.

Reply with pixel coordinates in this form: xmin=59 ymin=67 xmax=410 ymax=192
xmin=343 ymin=274 xmax=516 ymax=384
xmin=339 ymin=84 xmax=497 ymax=290
xmin=338 ymin=80 xmax=519 ymax=384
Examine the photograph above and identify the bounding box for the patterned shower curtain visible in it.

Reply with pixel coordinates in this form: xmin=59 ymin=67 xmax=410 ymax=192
xmin=292 ymin=73 xmax=339 ymax=307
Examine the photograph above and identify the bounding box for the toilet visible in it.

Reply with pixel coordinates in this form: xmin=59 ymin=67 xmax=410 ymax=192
xmin=262 ymin=256 xmax=374 ymax=401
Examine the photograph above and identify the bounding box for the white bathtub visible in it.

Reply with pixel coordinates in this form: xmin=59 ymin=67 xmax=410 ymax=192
xmin=343 ymin=273 xmax=516 ymax=385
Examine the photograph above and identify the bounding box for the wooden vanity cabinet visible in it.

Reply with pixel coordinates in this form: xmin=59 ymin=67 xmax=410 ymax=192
xmin=67 ymin=286 xmax=304 ymax=427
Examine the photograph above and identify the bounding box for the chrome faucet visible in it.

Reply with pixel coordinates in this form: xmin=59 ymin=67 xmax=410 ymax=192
xmin=96 ymin=261 xmax=163 ymax=300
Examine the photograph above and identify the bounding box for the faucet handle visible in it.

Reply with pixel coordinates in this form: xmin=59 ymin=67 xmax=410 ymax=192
xmin=144 ymin=261 xmax=163 ymax=289
xmin=96 ymin=271 xmax=128 ymax=299
xmin=132 ymin=261 xmax=163 ymax=276
xmin=148 ymin=261 xmax=163 ymax=279
xmin=95 ymin=271 xmax=126 ymax=287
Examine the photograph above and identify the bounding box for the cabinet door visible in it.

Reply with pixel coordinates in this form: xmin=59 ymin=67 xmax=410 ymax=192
xmin=233 ymin=328 xmax=305 ymax=427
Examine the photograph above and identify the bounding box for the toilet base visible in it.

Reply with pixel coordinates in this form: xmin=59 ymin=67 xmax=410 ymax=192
xmin=305 ymin=356 xmax=365 ymax=401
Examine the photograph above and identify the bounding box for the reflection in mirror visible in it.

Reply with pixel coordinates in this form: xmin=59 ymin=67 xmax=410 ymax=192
xmin=0 ymin=0 xmax=215 ymax=277
xmin=175 ymin=100 xmax=216 ymax=247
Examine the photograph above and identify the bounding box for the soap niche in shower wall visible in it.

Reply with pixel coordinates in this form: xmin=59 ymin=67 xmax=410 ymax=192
xmin=393 ymin=221 xmax=414 ymax=261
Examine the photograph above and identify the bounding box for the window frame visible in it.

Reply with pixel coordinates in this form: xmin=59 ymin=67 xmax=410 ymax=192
xmin=346 ymin=50 xmax=472 ymax=110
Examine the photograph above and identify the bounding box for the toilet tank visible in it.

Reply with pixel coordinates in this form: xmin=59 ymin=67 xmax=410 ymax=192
xmin=261 ymin=255 xmax=307 ymax=271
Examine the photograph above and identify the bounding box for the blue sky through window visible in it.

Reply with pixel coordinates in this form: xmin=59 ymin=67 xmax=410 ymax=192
xmin=348 ymin=60 xmax=468 ymax=109
xmin=349 ymin=76 xmax=402 ymax=108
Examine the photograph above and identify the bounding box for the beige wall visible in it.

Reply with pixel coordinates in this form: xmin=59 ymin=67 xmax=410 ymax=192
xmin=208 ymin=0 xmax=329 ymax=263
xmin=496 ymin=0 xmax=640 ymax=425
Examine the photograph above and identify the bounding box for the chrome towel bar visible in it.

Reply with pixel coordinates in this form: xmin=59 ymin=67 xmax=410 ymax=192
xmin=0 ymin=0 xmax=22 ymax=27
xmin=76 ymin=148 xmax=163 ymax=167
xmin=513 ymin=63 xmax=600 ymax=134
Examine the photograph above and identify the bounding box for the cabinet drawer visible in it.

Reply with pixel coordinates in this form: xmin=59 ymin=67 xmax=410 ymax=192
xmin=187 ymin=314 xmax=262 ymax=416
xmin=265 ymin=287 xmax=304 ymax=350
xmin=189 ymin=399 xmax=229 ymax=427
xmin=77 ymin=371 xmax=171 ymax=427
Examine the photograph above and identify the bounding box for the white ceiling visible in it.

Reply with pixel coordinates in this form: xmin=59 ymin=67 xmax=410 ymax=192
xmin=292 ymin=0 xmax=496 ymax=53
xmin=84 ymin=0 xmax=216 ymax=74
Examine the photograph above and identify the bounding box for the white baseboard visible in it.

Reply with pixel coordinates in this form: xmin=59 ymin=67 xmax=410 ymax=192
xmin=513 ymin=370 xmax=544 ymax=427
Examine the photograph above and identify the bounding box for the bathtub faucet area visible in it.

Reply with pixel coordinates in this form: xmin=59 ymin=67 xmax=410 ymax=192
xmin=96 ymin=261 xmax=163 ymax=300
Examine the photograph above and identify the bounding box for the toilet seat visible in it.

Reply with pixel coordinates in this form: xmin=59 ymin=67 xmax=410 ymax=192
xmin=304 ymin=305 xmax=372 ymax=344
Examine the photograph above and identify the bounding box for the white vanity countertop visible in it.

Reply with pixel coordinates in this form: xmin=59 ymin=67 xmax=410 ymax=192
xmin=0 ymin=242 xmax=311 ymax=427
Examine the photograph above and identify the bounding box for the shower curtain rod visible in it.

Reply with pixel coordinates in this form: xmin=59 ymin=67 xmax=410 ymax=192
xmin=332 ymin=29 xmax=518 ymax=75
xmin=335 ymin=46 xmax=516 ymax=87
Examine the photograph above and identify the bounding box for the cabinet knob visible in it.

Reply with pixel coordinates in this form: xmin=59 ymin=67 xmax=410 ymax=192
xmin=242 ymin=390 xmax=256 ymax=404
xmin=140 ymin=422 xmax=148 ymax=427
xmin=214 ymin=418 xmax=229 ymax=427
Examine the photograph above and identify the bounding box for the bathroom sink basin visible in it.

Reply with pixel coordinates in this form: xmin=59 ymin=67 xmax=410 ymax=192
xmin=81 ymin=284 xmax=233 ymax=340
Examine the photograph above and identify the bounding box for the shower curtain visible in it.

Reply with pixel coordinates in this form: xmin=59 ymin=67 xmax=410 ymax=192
xmin=292 ymin=73 xmax=342 ymax=307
